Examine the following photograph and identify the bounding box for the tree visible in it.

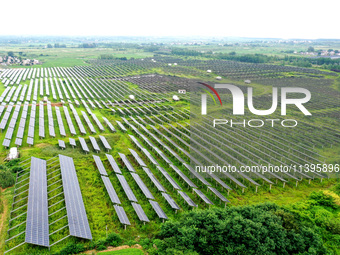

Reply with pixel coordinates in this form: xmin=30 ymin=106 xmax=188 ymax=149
xmin=158 ymin=204 xmax=326 ymax=255
xmin=307 ymin=46 xmax=315 ymax=52
xmin=7 ymin=51 xmax=14 ymax=57
xmin=47 ymin=44 xmax=53 ymax=48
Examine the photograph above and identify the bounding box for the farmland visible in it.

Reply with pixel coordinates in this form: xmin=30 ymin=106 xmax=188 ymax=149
xmin=0 ymin=39 xmax=339 ymax=255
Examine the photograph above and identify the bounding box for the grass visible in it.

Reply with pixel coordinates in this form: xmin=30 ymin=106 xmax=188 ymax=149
xmin=0 ymin=46 xmax=153 ymax=67
xmin=98 ymin=248 xmax=144 ymax=254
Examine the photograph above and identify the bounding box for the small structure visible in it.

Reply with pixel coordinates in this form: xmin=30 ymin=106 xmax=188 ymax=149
xmin=207 ymin=70 xmax=212 ymax=73
xmin=43 ymin=96 xmax=48 ymax=102
xmin=216 ymin=76 xmax=222 ymax=80
xmin=244 ymin=79 xmax=251 ymax=84
xmin=8 ymin=147 xmax=19 ymax=160
xmin=129 ymin=95 xmax=135 ymax=100
xmin=178 ymin=89 xmax=186 ymax=94
xmin=172 ymin=95 xmax=180 ymax=101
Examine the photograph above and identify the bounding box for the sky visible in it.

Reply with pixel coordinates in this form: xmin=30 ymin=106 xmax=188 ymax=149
xmin=1 ymin=0 xmax=339 ymax=39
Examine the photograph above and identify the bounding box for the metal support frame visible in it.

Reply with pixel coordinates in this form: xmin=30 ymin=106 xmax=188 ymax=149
xmin=48 ymin=185 xmax=63 ymax=194
xmin=8 ymin=220 xmax=27 ymax=232
xmin=48 ymin=192 xmax=64 ymax=201
xmin=47 ymin=179 xmax=62 ymax=188
xmin=48 ymin=199 xmax=65 ymax=209
xmin=49 ymin=215 xmax=67 ymax=226
xmin=5 ymin=230 xmax=25 ymax=242
xmin=49 ymin=224 xmax=69 ymax=236
xmin=49 ymin=206 xmax=66 ymax=217
xmin=9 ymin=211 xmax=27 ymax=222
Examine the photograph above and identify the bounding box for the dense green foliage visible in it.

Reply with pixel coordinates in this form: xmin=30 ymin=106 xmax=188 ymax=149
xmin=0 ymin=168 xmax=15 ymax=189
xmin=53 ymin=233 xmax=123 ymax=255
xmin=155 ymin=204 xmax=326 ymax=255
xmin=0 ymin=160 xmax=21 ymax=189
xmin=135 ymin=189 xmax=340 ymax=255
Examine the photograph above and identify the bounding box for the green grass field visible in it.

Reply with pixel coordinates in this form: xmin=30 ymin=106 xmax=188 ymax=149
xmin=98 ymin=248 xmax=143 ymax=255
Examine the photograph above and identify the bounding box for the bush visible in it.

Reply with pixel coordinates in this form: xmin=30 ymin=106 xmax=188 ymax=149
xmin=95 ymin=238 xmax=106 ymax=248
xmin=5 ymin=159 xmax=20 ymax=168
xmin=11 ymin=166 xmax=23 ymax=173
xmin=97 ymin=244 xmax=106 ymax=251
xmin=158 ymin=203 xmax=327 ymax=255
xmin=0 ymin=170 xmax=15 ymax=188
xmin=106 ymin=233 xmax=122 ymax=247
xmin=332 ymin=183 xmax=340 ymax=196
xmin=309 ymin=191 xmax=337 ymax=209
xmin=54 ymin=243 xmax=85 ymax=255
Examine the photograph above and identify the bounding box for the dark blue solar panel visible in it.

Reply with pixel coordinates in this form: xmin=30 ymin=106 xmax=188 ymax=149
xmin=59 ymin=155 xmax=92 ymax=240
xmin=25 ymin=157 xmax=49 ymax=247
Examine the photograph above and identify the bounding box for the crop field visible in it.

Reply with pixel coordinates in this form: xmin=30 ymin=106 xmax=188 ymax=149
xmin=0 ymin=54 xmax=339 ymax=254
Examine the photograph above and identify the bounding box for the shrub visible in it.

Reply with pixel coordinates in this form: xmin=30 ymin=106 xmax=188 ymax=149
xmin=95 ymin=238 xmax=106 ymax=248
xmin=106 ymin=233 xmax=122 ymax=247
xmin=332 ymin=183 xmax=340 ymax=196
xmin=54 ymin=243 xmax=85 ymax=255
xmin=11 ymin=166 xmax=23 ymax=173
xmin=0 ymin=170 xmax=15 ymax=188
xmin=5 ymin=159 xmax=20 ymax=168
xmin=158 ymin=203 xmax=327 ymax=255
xmin=97 ymin=244 xmax=106 ymax=251
xmin=309 ymin=191 xmax=337 ymax=209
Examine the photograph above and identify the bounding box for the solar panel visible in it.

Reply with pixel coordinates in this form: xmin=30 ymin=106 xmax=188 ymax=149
xmin=69 ymin=138 xmax=76 ymax=147
xmin=5 ymin=127 xmax=14 ymax=140
xmin=141 ymin=148 xmax=159 ymax=165
xmin=116 ymin=174 xmax=138 ymax=202
xmin=25 ymin=157 xmax=49 ymax=247
xmin=178 ymin=191 xmax=197 ymax=207
xmin=99 ymin=135 xmax=111 ymax=151
xmin=55 ymin=107 xmax=66 ymax=136
xmin=106 ymin=154 xmax=122 ymax=174
xmin=81 ymin=111 xmax=96 ymax=133
xmin=162 ymin=193 xmax=180 ymax=210
xmin=2 ymin=138 xmax=10 ymax=147
xmin=149 ymin=200 xmax=168 ymax=220
xmin=183 ymin=163 xmax=211 ymax=186
xmin=89 ymin=136 xmax=100 ymax=152
xmin=79 ymin=137 xmax=89 ymax=153
xmin=91 ymin=114 xmax=105 ymax=131
xmin=157 ymin=166 xmax=181 ymax=190
xmin=114 ymin=205 xmax=130 ymax=225
xmin=101 ymin=176 xmax=121 ymax=204
xmin=169 ymin=164 xmax=197 ymax=188
xmin=93 ymin=155 xmax=108 ymax=176
xmin=59 ymin=155 xmax=92 ymax=240
xmin=142 ymin=167 xmax=166 ymax=192
xmin=119 ymin=153 xmax=136 ymax=172
xmin=102 ymin=117 xmax=116 ymax=132
xmin=15 ymin=138 xmax=22 ymax=146
xmin=116 ymin=120 xmax=127 ymax=132
xmin=58 ymin=140 xmax=66 ymax=149
xmin=131 ymin=172 xmax=154 ymax=199
xmin=131 ymin=202 xmax=149 ymax=222
xmin=63 ymin=106 xmax=76 ymax=135
xmin=27 ymin=137 xmax=34 ymax=146
xmin=193 ymin=189 xmax=214 ymax=205
xmin=207 ymin=186 xmax=230 ymax=203
xmin=129 ymin=149 xmax=147 ymax=167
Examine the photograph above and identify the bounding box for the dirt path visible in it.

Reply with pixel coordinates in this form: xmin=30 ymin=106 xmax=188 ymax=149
xmin=0 ymin=188 xmax=9 ymax=253
xmin=0 ymin=189 xmax=8 ymax=234
xmin=84 ymin=244 xmax=143 ymax=254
